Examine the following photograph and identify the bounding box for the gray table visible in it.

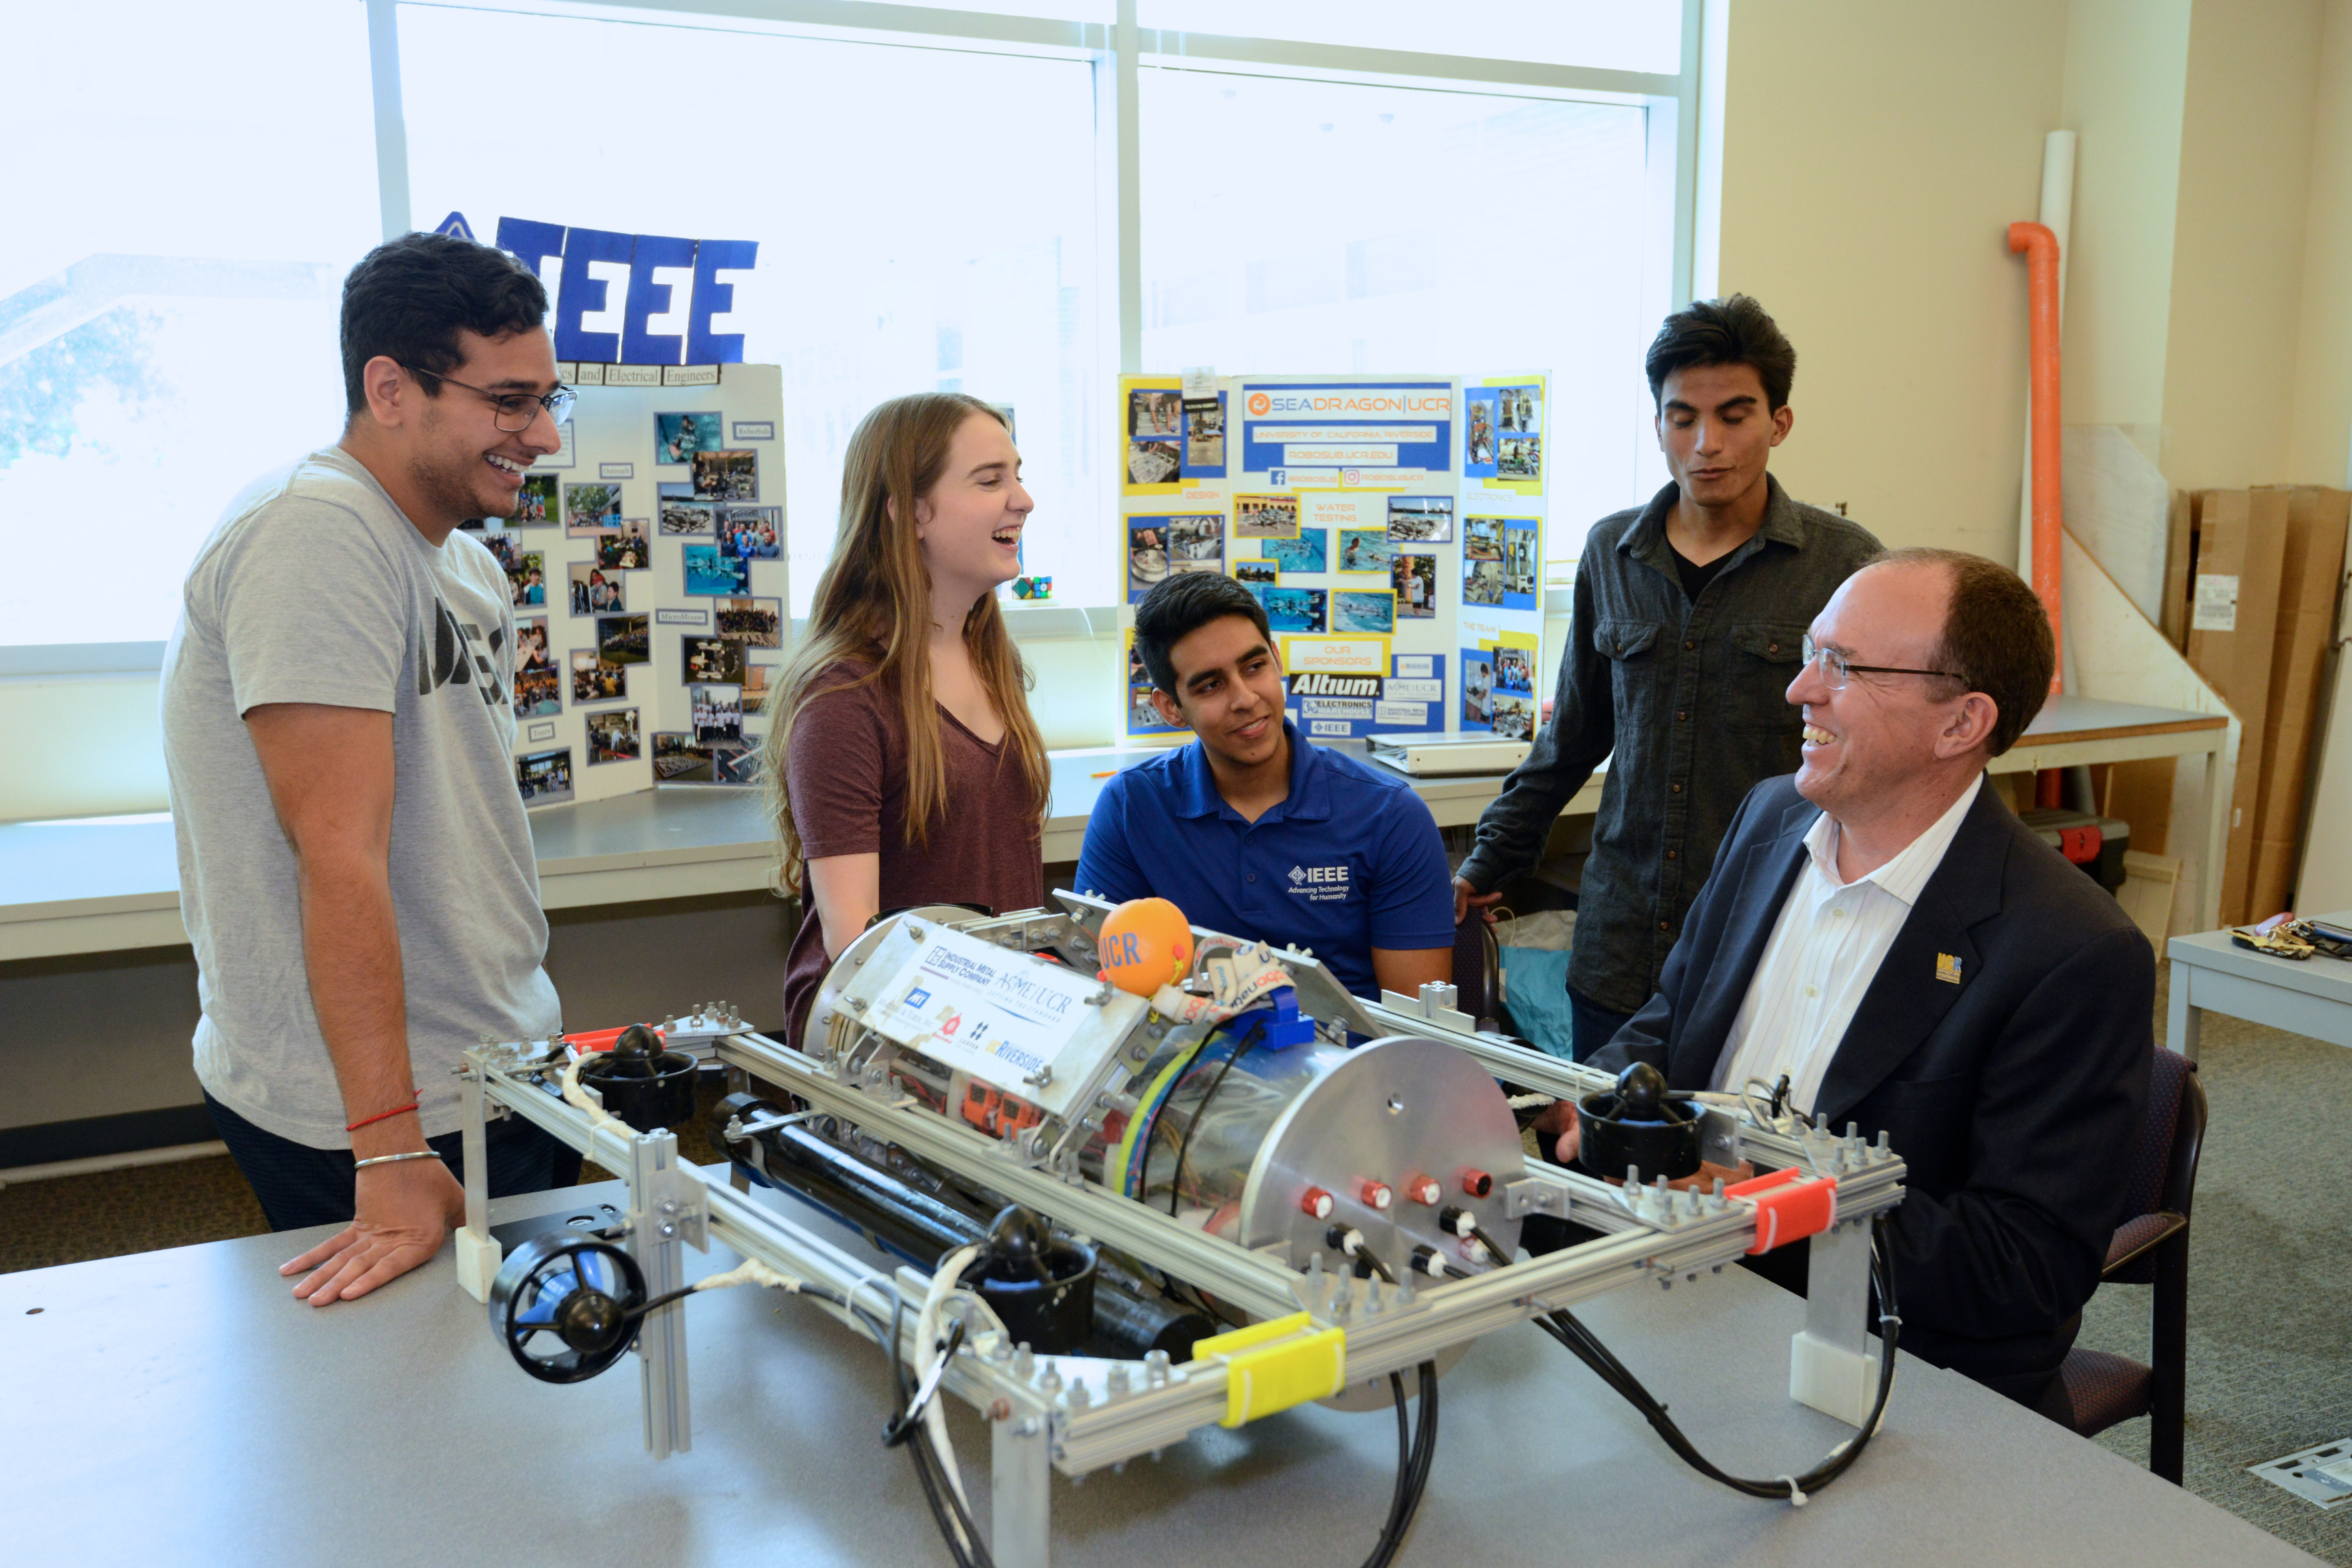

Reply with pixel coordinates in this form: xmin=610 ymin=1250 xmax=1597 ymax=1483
xmin=2167 ymin=910 xmax=2352 ymax=1061
xmin=0 ymin=1183 xmax=2315 ymax=1568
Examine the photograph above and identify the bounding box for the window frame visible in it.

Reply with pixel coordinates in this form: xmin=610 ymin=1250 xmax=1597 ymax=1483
xmin=6 ymin=0 xmax=1709 ymax=676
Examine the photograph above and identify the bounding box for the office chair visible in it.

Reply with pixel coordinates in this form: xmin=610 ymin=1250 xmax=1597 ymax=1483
xmin=2057 ymin=1047 xmax=2208 ymax=1483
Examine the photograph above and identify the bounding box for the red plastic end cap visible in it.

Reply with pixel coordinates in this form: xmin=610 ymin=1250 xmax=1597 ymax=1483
xmin=562 ymin=1024 xmax=666 ymax=1054
xmin=1727 ymin=1169 xmax=1838 ymax=1254
xmin=1407 ymin=1176 xmax=1441 ymax=1206
xmin=1460 ymin=1169 xmax=1492 ymax=1198
xmin=1360 ymin=1179 xmax=1394 ymax=1211
xmin=1301 ymin=1187 xmax=1335 ymax=1220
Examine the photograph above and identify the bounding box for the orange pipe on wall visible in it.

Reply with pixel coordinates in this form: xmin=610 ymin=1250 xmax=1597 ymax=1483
xmin=2008 ymin=220 xmax=2064 ymax=693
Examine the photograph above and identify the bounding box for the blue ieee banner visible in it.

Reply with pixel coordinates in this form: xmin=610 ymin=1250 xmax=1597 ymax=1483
xmin=1239 ymin=382 xmax=1454 ymax=477
xmin=488 ymin=215 xmax=758 ymax=366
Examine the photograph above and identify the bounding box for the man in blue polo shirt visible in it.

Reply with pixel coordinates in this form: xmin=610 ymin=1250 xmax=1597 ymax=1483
xmin=1077 ymin=572 xmax=1455 ymax=1000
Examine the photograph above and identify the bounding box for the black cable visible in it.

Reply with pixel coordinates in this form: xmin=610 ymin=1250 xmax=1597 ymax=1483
xmin=624 ymin=1279 xmax=853 ymax=1322
xmin=1164 ymin=1017 xmax=1266 ymax=1218
xmin=1137 ymin=1034 xmax=1215 ymax=1209
xmin=842 ymin=1277 xmax=994 ymax=1568
xmin=1362 ymin=1361 xmax=1441 ymax=1568
xmin=1532 ymin=1214 xmax=1901 ymax=1503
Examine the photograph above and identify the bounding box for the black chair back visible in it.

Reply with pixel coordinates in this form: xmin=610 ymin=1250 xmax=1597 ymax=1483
xmin=1450 ymin=917 xmax=1503 ymax=1030
xmin=2110 ymin=1048 xmax=2206 ymax=1286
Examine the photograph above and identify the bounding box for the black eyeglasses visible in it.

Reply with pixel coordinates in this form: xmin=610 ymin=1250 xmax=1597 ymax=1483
xmin=1800 ymin=634 xmax=1964 ymax=690
xmin=401 ymin=364 xmax=574 ymax=432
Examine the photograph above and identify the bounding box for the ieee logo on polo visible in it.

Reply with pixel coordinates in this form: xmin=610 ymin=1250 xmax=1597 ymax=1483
xmin=1288 ymin=864 xmax=1350 ymax=902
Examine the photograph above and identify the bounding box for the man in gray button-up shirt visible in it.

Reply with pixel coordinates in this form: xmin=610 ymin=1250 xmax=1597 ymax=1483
xmin=1456 ymin=297 xmax=1880 ymax=1058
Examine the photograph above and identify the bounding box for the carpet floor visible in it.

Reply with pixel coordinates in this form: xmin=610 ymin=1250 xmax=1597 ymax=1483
xmin=3 ymin=966 xmax=2347 ymax=1561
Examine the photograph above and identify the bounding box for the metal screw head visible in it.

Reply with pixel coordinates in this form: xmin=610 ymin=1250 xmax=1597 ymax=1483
xmin=659 ymin=1222 xmax=677 ymax=1239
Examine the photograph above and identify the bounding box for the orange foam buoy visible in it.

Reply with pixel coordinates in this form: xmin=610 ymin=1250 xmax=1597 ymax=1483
xmin=1098 ymin=897 xmax=1194 ymax=996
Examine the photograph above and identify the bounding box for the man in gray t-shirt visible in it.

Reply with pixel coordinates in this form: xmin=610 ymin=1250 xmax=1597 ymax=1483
xmin=162 ymin=231 xmax=577 ymax=1305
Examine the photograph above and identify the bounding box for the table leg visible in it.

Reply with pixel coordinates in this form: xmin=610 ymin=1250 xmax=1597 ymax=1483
xmin=629 ymin=1129 xmax=694 ymax=1460
xmin=2166 ymin=968 xmax=2201 ymax=1063
xmin=992 ymin=1406 xmax=1053 ymax=1568
xmin=454 ymin=1056 xmax=502 ymax=1302
xmin=2202 ymin=744 xmax=2227 ymax=931
xmin=1790 ymin=1218 xmax=1879 ymax=1428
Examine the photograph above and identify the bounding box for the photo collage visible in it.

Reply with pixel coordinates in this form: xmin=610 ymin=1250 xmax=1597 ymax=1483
xmin=1116 ymin=372 xmax=1548 ymax=745
xmin=473 ymin=367 xmax=787 ymax=804
xmin=1122 ymin=380 xmax=1228 ymax=491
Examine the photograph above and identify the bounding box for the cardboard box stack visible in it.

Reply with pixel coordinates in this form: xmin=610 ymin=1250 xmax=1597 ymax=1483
xmin=2170 ymin=487 xmax=2351 ymax=925
xmin=2253 ymin=489 xmax=2351 ymax=917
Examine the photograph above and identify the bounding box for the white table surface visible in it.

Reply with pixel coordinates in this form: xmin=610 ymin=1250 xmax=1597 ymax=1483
xmin=2166 ymin=910 xmax=2352 ymax=1060
xmin=0 ymin=694 xmax=2223 ymax=964
xmin=0 ymin=1179 xmax=2318 ymax=1568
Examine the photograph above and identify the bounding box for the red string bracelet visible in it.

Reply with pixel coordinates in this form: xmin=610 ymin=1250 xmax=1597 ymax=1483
xmin=345 ymin=1100 xmax=420 ymax=1132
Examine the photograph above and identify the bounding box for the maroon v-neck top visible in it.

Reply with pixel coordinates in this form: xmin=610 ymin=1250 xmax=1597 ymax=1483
xmin=779 ymin=662 xmax=1045 ymax=1045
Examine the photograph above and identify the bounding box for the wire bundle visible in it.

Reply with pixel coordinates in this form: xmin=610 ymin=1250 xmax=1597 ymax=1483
xmin=1366 ymin=1362 xmax=1442 ymax=1568
xmin=1525 ymin=1213 xmax=1901 ymax=1505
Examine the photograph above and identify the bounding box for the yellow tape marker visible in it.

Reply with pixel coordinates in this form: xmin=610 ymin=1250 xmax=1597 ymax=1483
xmin=1192 ymin=1311 xmax=1348 ymax=1427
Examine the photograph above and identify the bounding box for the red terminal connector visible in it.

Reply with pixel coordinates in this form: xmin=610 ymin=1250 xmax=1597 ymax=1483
xmin=1359 ymin=1179 xmax=1394 ymax=1211
xmin=1300 ymin=1186 xmax=1335 ymax=1220
xmin=1460 ymin=1168 xmax=1493 ymax=1198
xmin=1406 ymin=1175 xmax=1441 ymax=1206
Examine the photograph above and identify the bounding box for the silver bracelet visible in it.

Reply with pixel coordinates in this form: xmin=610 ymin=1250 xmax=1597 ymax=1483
xmin=353 ymin=1150 xmax=444 ymax=1170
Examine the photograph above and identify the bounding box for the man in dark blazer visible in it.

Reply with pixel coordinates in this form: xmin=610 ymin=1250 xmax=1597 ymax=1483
xmin=1557 ymin=548 xmax=2153 ymax=1414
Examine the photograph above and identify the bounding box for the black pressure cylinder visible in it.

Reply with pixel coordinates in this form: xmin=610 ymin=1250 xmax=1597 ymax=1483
xmin=714 ymin=1094 xmax=989 ymax=1262
xmin=711 ymin=1094 xmax=1210 ymax=1360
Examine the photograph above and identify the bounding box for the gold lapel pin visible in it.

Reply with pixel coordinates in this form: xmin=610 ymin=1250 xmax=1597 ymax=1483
xmin=1935 ymin=952 xmax=1963 ymax=985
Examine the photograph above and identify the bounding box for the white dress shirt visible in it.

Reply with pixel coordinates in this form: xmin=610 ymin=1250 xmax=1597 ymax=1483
xmin=1711 ymin=774 xmax=1982 ymax=1115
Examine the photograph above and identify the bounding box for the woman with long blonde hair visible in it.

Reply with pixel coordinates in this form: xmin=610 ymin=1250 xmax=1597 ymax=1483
xmin=764 ymin=394 xmax=1050 ymax=1043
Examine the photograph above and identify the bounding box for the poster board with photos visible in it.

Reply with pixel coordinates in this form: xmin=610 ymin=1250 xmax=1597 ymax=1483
xmin=1115 ymin=371 xmax=1548 ymax=748
xmin=473 ymin=362 xmax=787 ymax=806
xmin=1458 ymin=373 xmax=1548 ymax=744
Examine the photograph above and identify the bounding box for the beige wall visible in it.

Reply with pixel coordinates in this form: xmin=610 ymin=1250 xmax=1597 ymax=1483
xmin=1715 ymin=0 xmax=2067 ymax=561
xmin=2288 ymin=0 xmax=2352 ymax=485
xmin=1716 ymin=0 xmax=2352 ymax=549
xmin=2161 ymin=0 xmax=2326 ymax=490
xmin=2059 ymin=0 xmax=2192 ymax=431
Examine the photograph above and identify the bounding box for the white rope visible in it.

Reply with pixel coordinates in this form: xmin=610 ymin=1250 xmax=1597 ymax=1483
xmin=557 ymin=1053 xmax=630 ymax=1137
xmin=916 ymin=1245 xmax=984 ymax=1528
xmin=693 ymin=1258 xmax=807 ymax=1294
